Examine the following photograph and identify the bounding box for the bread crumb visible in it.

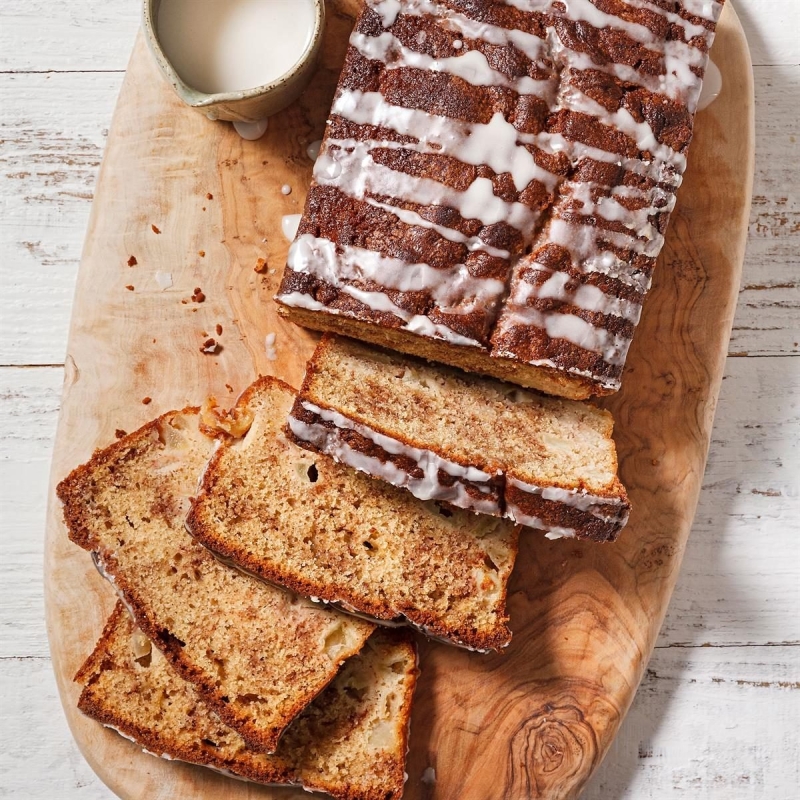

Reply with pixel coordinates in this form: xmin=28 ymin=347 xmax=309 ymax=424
xmin=200 ymin=338 xmax=220 ymax=355
xmin=254 ymin=257 xmax=268 ymax=274
xmin=151 ymin=224 xmax=161 ymax=234
xmin=198 ymin=250 xmax=206 ymax=258
xmin=127 ymin=255 xmax=138 ymax=267
xmin=199 ymin=396 xmax=253 ymax=438
xmin=125 ymin=285 xmax=135 ymax=291
xmin=115 ymin=429 xmax=127 ymax=439
xmin=225 ymin=384 xmax=234 ymax=393
xmin=191 ymin=288 xmax=206 ymax=304
xmin=142 ymin=397 xmax=152 ymax=405
xmin=216 ymin=324 xmax=223 ymax=336
xmin=206 ymin=193 xmax=213 ymax=200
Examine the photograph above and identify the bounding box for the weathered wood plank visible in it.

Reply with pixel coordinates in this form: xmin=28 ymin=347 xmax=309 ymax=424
xmin=730 ymin=65 xmax=800 ymax=357
xmin=658 ymin=356 xmax=800 ymax=647
xmin=583 ymin=644 xmax=800 ymax=799
xmin=0 ymin=657 xmax=111 ymax=799
xmin=0 ymin=72 xmax=121 ymax=366
xmin=0 ymin=367 xmax=63 ymax=659
xmin=735 ymin=0 xmax=800 ymax=67
xmin=0 ymin=0 xmax=136 ymax=73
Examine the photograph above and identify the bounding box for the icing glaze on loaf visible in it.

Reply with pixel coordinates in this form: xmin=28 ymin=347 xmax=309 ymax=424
xmin=277 ymin=0 xmax=725 ymax=394
xmin=287 ymin=397 xmax=630 ymax=543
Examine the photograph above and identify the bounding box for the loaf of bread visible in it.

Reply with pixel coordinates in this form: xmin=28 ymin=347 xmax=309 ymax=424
xmin=289 ymin=335 xmax=630 ymax=542
xmin=58 ymin=409 xmax=375 ymax=753
xmin=76 ymin=603 xmax=417 ymax=800
xmin=276 ymin=0 xmax=726 ymax=399
xmin=187 ymin=376 xmax=520 ymax=651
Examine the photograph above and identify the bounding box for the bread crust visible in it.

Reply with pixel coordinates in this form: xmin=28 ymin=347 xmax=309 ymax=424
xmin=58 ymin=409 xmax=374 ymax=753
xmin=76 ymin=603 xmax=418 ymax=800
xmin=279 ymin=304 xmax=600 ymax=400
xmin=186 ymin=375 xmax=518 ymax=652
xmin=291 ymin=335 xmax=630 ymax=542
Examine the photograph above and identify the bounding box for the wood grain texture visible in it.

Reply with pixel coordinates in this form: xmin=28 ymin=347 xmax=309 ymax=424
xmin=41 ymin=5 xmax=754 ymax=800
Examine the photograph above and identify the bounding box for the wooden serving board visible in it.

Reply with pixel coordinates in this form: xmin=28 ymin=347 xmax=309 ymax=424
xmin=44 ymin=3 xmax=754 ymax=798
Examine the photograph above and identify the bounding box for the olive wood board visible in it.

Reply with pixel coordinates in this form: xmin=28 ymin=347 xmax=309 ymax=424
xmin=44 ymin=3 xmax=754 ymax=798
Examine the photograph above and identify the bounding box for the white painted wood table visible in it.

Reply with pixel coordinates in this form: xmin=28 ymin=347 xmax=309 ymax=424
xmin=1 ymin=2 xmax=798 ymax=797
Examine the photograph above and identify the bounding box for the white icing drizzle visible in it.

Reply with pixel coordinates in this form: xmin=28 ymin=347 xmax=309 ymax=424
xmin=508 ymin=475 xmax=630 ymax=518
xmin=697 ymin=58 xmax=722 ymax=110
xmin=364 ymin=196 xmax=511 ymax=259
xmin=568 ymin=178 xmax=673 ymax=231
xmin=307 ymin=138 xmax=323 ymax=161
xmin=556 ymin=76 xmax=688 ymax=169
xmin=506 ymin=507 xmax=578 ymax=539
xmin=288 ymin=407 xmax=501 ymax=515
xmin=277 ymin=291 xmax=482 ymax=347
xmin=332 ymin=91 xmax=561 ymax=191
xmin=281 ymin=0 xmax=721 ymax=379
xmin=371 ymin=0 xmax=550 ymax=62
xmin=314 ymin=140 xmax=539 ymax=232
xmin=372 ymin=0 xmax=402 ymax=27
xmin=281 ymin=214 xmax=302 ymax=242
xmin=287 ymin=233 xmax=507 ymax=313
xmin=290 ymin=401 xmax=629 ymax=535
xmin=680 ymin=0 xmax=723 ymax=22
xmin=499 ymin=302 xmax=633 ymax=366
xmin=511 ymin=267 xmax=643 ymax=324
xmin=351 ymin=30 xmax=555 ymax=96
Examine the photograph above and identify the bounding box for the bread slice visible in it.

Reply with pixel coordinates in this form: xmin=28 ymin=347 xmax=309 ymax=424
xmin=289 ymin=336 xmax=630 ymax=543
xmin=187 ymin=377 xmax=519 ymax=651
xmin=58 ymin=409 xmax=374 ymax=753
xmin=76 ymin=603 xmax=417 ymax=800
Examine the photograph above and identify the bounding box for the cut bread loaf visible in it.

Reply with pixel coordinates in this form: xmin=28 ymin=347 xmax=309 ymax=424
xmin=187 ymin=377 xmax=519 ymax=651
xmin=289 ymin=336 xmax=630 ymax=542
xmin=276 ymin=0 xmax=727 ymax=400
xmin=76 ymin=603 xmax=417 ymax=800
xmin=58 ymin=410 xmax=375 ymax=753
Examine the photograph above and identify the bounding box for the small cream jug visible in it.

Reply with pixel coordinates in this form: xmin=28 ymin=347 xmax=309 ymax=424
xmin=142 ymin=0 xmax=326 ymax=123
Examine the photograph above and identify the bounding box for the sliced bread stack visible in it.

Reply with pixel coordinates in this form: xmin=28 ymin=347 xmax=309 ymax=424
xmin=58 ymin=407 xmax=418 ymax=797
xmin=58 ymin=408 xmax=375 ymax=752
xmin=187 ymin=377 xmax=519 ymax=651
xmin=76 ymin=602 xmax=417 ymax=800
xmin=60 ymin=376 xmax=520 ymax=793
xmin=288 ymin=336 xmax=630 ymax=542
